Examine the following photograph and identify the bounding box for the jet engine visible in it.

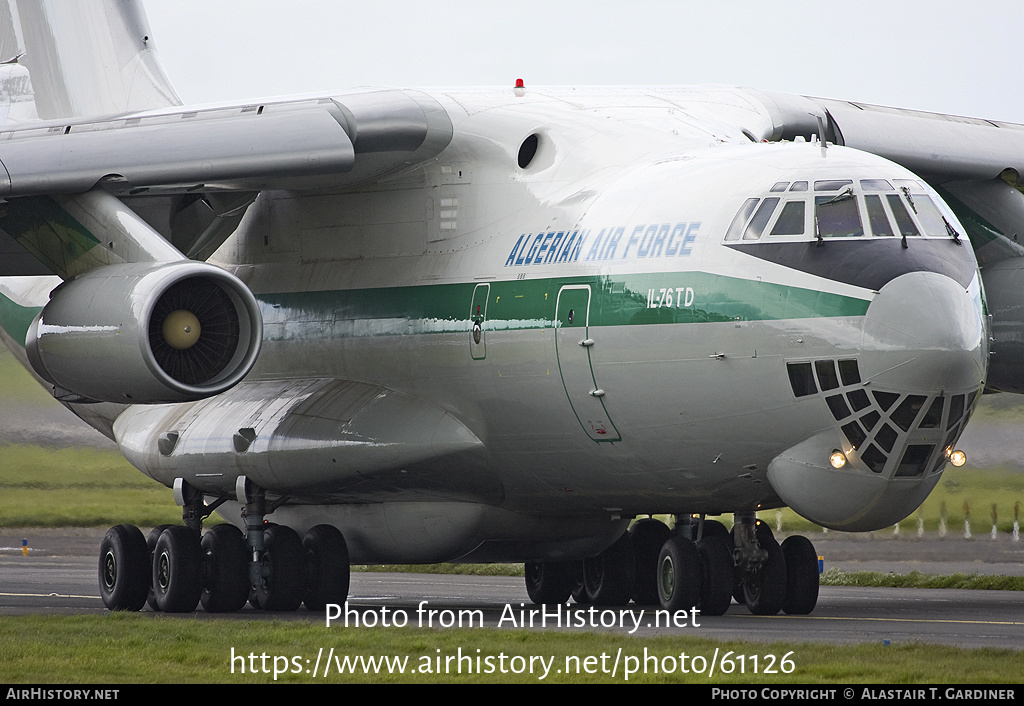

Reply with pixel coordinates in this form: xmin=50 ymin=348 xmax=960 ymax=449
xmin=25 ymin=261 xmax=262 ymax=403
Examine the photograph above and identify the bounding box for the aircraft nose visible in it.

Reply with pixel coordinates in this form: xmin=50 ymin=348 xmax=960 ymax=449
xmin=767 ymin=270 xmax=987 ymax=532
xmin=860 ymin=271 xmax=986 ymax=393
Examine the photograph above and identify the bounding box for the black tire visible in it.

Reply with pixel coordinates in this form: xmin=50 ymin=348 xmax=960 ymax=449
xmin=303 ymin=525 xmax=350 ymax=611
xmin=570 ymin=561 xmax=588 ymax=604
xmin=98 ymin=524 xmax=149 ymax=611
xmin=152 ymin=526 xmax=202 ymax=613
xmin=698 ymin=519 xmax=730 ymax=540
xmin=525 ymin=561 xmax=573 ymax=605
xmin=781 ymin=535 xmax=819 ymax=615
xmin=656 ymin=535 xmax=701 ymax=612
xmin=255 ymin=525 xmax=305 ymax=611
xmin=201 ymin=525 xmax=249 ymax=613
xmin=145 ymin=524 xmax=174 ymax=610
xmin=696 ymin=535 xmax=733 ymax=616
xmin=629 ymin=519 xmax=672 ymax=605
xmin=584 ymin=534 xmax=635 ymax=606
xmin=743 ymin=534 xmax=786 ymax=615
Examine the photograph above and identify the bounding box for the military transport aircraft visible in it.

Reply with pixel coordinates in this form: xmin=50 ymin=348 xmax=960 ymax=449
xmin=0 ymin=1 xmax=1017 ymax=617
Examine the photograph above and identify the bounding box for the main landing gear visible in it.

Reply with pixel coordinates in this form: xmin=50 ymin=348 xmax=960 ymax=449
xmin=525 ymin=512 xmax=819 ymax=616
xmin=98 ymin=477 xmax=350 ymax=613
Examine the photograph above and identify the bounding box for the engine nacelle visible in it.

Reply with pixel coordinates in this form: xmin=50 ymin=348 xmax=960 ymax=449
xmin=25 ymin=262 xmax=263 ymax=403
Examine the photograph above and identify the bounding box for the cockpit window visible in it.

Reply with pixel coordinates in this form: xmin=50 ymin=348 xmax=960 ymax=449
xmin=815 ymin=193 xmax=863 ymax=238
xmin=814 ymin=179 xmax=853 ymax=192
xmin=886 ymin=194 xmax=920 ymax=236
xmin=913 ymin=195 xmax=950 ymax=237
xmin=744 ymin=197 xmax=780 ymax=240
xmin=864 ymin=195 xmax=894 ymax=237
xmin=770 ymin=201 xmax=805 ymax=236
xmin=725 ymin=177 xmax=958 ymax=244
xmin=725 ymin=198 xmax=760 ymax=241
xmin=860 ymin=179 xmax=894 ymax=192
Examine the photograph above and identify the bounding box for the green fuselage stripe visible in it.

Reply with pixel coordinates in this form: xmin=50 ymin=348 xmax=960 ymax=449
xmin=258 ymin=271 xmax=869 ymax=340
xmin=0 ymin=271 xmax=869 ymax=350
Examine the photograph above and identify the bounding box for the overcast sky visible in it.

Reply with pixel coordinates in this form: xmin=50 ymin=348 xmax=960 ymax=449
xmin=145 ymin=1 xmax=1023 ymax=123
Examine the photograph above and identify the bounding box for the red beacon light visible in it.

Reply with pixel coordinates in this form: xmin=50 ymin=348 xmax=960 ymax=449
xmin=513 ymin=78 xmax=526 ymax=97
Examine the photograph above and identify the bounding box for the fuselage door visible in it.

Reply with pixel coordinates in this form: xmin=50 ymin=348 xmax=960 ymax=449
xmin=470 ymin=283 xmax=489 ymax=360
xmin=555 ymin=285 xmax=621 ymax=442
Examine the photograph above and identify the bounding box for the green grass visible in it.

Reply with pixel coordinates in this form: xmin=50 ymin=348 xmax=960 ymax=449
xmin=0 ymin=614 xmax=1018 ymax=683
xmin=0 ymin=346 xmax=56 ymax=403
xmin=0 ymin=444 xmax=180 ymax=527
xmin=820 ymin=569 xmax=1024 ymax=591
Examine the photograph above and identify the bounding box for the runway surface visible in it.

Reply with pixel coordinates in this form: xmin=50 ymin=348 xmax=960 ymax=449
xmin=1 ymin=528 xmax=1022 ymax=651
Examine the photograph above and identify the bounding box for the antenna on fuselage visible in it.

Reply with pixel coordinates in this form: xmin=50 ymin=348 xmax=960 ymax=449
xmin=816 ymin=115 xmax=828 ymax=158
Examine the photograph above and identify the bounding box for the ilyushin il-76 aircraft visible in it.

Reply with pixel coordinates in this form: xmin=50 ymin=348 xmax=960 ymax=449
xmin=0 ymin=1 xmax=1018 ymax=617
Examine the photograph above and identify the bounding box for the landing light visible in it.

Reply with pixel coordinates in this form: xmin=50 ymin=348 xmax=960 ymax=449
xmin=829 ymin=450 xmax=847 ymax=469
xmin=948 ymin=449 xmax=967 ymax=467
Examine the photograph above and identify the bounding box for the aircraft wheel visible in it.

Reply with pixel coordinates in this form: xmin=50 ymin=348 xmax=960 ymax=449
xmin=200 ymin=525 xmax=249 ymax=613
xmin=303 ymin=525 xmax=350 ymax=611
xmin=152 ymin=526 xmax=202 ymax=613
xmin=700 ymin=519 xmax=730 ymax=539
xmin=657 ymin=535 xmax=701 ymax=612
xmin=255 ymin=525 xmax=305 ymax=611
xmin=570 ymin=561 xmax=588 ymax=604
xmin=584 ymin=533 xmax=635 ymax=605
xmin=696 ymin=535 xmax=733 ymax=616
xmin=781 ymin=535 xmax=819 ymax=614
xmin=525 ymin=561 xmax=573 ymax=604
xmin=742 ymin=534 xmax=786 ymax=615
xmin=145 ymin=525 xmax=174 ymax=610
xmin=98 ymin=524 xmax=149 ymax=611
xmin=629 ymin=519 xmax=672 ymax=605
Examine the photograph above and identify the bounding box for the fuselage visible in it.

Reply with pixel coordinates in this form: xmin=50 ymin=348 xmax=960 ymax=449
xmin=0 ymin=87 xmax=988 ymax=561
xmin=111 ymin=91 xmax=987 ymax=530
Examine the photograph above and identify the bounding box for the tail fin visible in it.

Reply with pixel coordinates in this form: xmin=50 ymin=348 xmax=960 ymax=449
xmin=0 ymin=0 xmax=181 ymax=122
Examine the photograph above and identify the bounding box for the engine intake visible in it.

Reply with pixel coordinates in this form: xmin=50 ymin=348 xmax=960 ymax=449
xmin=26 ymin=262 xmax=262 ymax=403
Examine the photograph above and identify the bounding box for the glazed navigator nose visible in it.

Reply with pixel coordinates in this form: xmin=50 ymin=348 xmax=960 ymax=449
xmin=768 ymin=271 xmax=987 ymax=531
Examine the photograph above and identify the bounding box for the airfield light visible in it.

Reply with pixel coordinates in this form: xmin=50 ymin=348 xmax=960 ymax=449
xmin=829 ymin=450 xmax=847 ymax=469
xmin=949 ymin=449 xmax=967 ymax=467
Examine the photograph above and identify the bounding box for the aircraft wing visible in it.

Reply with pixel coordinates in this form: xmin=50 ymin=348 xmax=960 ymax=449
xmin=0 ymin=89 xmax=454 ymax=273
xmin=0 ymin=90 xmax=454 ymax=199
